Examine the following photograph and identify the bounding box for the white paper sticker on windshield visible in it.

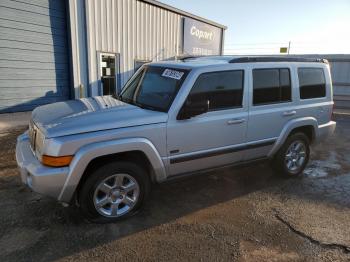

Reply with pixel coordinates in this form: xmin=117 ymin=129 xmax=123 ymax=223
xmin=162 ymin=69 xmax=184 ymax=80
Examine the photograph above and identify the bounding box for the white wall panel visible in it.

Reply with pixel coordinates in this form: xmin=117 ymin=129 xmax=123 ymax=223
xmin=76 ymin=0 xmax=226 ymax=96
xmin=84 ymin=0 xmax=185 ymax=95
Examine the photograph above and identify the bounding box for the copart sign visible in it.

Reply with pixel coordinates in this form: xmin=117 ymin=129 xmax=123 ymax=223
xmin=183 ymin=17 xmax=222 ymax=56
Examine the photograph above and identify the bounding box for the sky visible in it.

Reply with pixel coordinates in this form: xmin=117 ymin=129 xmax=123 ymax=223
xmin=158 ymin=0 xmax=350 ymax=55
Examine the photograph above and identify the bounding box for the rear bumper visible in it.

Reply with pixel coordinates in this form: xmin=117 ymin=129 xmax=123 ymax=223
xmin=16 ymin=133 xmax=69 ymax=200
xmin=315 ymin=121 xmax=336 ymax=143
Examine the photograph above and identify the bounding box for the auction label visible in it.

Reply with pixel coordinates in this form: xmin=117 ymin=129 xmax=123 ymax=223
xmin=162 ymin=69 xmax=184 ymax=80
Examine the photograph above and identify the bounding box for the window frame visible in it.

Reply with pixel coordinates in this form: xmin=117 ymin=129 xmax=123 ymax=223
xmin=298 ymin=67 xmax=326 ymax=100
xmin=252 ymin=67 xmax=292 ymax=107
xmin=134 ymin=59 xmax=151 ymax=73
xmin=185 ymin=69 xmax=245 ymax=112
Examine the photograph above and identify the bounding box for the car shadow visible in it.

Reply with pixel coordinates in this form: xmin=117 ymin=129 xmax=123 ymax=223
xmin=2 ymin=117 xmax=350 ymax=261
xmin=30 ymin=117 xmax=350 ymax=260
xmin=52 ymin=163 xmax=283 ymax=257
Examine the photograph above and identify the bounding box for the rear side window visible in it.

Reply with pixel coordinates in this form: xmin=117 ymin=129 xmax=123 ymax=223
xmin=298 ymin=68 xmax=326 ymax=99
xmin=253 ymin=68 xmax=291 ymax=105
xmin=189 ymin=70 xmax=244 ymax=111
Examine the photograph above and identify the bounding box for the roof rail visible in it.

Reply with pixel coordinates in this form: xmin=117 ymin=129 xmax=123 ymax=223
xmin=162 ymin=55 xmax=204 ymax=61
xmin=229 ymin=56 xmax=329 ymax=64
xmin=177 ymin=55 xmax=204 ymax=61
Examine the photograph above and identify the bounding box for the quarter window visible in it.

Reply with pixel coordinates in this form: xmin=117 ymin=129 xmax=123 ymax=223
xmin=253 ymin=68 xmax=291 ymax=105
xmin=188 ymin=70 xmax=244 ymax=111
xmin=298 ymin=68 xmax=326 ymax=99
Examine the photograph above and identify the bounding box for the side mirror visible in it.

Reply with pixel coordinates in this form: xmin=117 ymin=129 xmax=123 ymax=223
xmin=177 ymin=98 xmax=209 ymax=120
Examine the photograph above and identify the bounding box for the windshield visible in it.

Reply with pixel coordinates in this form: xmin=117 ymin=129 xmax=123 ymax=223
xmin=119 ymin=66 xmax=189 ymax=112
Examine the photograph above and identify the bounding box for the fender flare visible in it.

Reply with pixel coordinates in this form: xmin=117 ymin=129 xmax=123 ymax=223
xmin=58 ymin=138 xmax=166 ymax=202
xmin=268 ymin=117 xmax=318 ymax=158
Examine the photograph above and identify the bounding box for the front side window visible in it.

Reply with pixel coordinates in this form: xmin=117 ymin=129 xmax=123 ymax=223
xmin=119 ymin=66 xmax=189 ymax=112
xmin=188 ymin=70 xmax=244 ymax=111
xmin=298 ymin=68 xmax=326 ymax=99
xmin=253 ymin=68 xmax=291 ymax=105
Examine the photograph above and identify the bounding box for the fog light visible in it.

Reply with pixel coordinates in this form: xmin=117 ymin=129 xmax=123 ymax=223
xmin=42 ymin=155 xmax=73 ymax=167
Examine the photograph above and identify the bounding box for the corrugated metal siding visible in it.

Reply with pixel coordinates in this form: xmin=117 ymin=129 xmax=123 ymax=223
xmin=329 ymin=60 xmax=350 ymax=108
xmin=0 ymin=0 xmax=70 ymax=113
xmin=68 ymin=0 xmax=89 ymax=98
xmin=85 ymin=0 xmax=183 ymax=96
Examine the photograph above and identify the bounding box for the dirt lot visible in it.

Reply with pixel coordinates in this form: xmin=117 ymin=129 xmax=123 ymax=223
xmin=1 ymin=115 xmax=350 ymax=262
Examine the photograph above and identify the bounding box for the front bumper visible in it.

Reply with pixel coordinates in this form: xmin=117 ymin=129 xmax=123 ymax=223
xmin=16 ymin=133 xmax=69 ymax=200
xmin=316 ymin=121 xmax=337 ymax=143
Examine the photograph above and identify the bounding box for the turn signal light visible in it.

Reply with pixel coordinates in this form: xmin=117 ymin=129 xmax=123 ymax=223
xmin=42 ymin=155 xmax=74 ymax=167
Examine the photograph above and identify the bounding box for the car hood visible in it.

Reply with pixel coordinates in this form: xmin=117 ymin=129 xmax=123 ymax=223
xmin=32 ymin=96 xmax=168 ymax=138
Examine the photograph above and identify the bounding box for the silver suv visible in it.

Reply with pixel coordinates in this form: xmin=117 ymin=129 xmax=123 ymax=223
xmin=16 ymin=56 xmax=336 ymax=223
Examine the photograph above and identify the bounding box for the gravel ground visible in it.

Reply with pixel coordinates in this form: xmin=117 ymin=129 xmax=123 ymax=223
xmin=0 ymin=115 xmax=350 ymax=262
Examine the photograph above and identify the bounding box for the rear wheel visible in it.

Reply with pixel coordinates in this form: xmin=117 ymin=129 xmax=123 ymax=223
xmin=272 ymin=133 xmax=310 ymax=177
xmin=78 ymin=161 xmax=151 ymax=223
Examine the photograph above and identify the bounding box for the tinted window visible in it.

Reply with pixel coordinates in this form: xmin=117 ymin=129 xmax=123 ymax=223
xmin=188 ymin=70 xmax=244 ymax=111
xmin=120 ymin=66 xmax=189 ymax=112
xmin=253 ymin=68 xmax=291 ymax=105
xmin=298 ymin=68 xmax=326 ymax=99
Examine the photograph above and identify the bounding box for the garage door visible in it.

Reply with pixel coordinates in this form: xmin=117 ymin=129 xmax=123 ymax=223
xmin=0 ymin=0 xmax=70 ymax=113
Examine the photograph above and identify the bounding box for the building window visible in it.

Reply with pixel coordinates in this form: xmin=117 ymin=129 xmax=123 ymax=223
xmin=134 ymin=60 xmax=151 ymax=72
xmin=298 ymin=68 xmax=326 ymax=99
xmin=253 ymin=68 xmax=291 ymax=105
xmin=188 ymin=70 xmax=244 ymax=111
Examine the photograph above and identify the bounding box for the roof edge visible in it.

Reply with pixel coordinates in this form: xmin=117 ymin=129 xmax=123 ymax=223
xmin=139 ymin=0 xmax=227 ymax=30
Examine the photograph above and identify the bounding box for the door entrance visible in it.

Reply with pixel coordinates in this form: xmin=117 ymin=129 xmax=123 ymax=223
xmin=98 ymin=53 xmax=120 ymax=95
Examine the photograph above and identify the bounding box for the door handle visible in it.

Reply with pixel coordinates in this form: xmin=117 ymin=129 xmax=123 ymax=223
xmin=227 ymin=119 xmax=245 ymax=125
xmin=283 ymin=110 xmax=296 ymax=117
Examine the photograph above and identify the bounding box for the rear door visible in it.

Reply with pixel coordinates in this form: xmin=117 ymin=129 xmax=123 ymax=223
xmin=245 ymin=64 xmax=296 ymax=160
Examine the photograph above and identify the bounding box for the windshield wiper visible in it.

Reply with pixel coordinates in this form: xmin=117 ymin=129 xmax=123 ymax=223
xmin=113 ymin=94 xmax=161 ymax=111
xmin=113 ymin=93 xmax=123 ymax=101
xmin=134 ymin=102 xmax=160 ymax=111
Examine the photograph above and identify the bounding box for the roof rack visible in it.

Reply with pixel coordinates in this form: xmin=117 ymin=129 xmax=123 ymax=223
xmin=178 ymin=55 xmax=204 ymax=61
xmin=229 ymin=56 xmax=329 ymax=64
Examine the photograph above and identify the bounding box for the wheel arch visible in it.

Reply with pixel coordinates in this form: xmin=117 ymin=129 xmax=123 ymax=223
xmin=268 ymin=117 xmax=318 ymax=158
xmin=75 ymin=150 xmax=155 ymax=203
xmin=58 ymin=138 xmax=167 ymax=203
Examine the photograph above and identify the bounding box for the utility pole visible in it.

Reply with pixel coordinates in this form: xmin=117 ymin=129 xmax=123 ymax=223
xmin=288 ymin=41 xmax=291 ymax=55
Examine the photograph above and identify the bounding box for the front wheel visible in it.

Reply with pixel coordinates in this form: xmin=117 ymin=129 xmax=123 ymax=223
xmin=78 ymin=161 xmax=151 ymax=223
xmin=272 ymin=133 xmax=310 ymax=177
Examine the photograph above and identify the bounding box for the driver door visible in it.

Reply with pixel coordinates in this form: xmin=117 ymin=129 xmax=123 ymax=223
xmin=166 ymin=69 xmax=248 ymax=176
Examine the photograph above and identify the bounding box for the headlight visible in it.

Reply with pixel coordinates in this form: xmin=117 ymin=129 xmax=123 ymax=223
xmin=35 ymin=127 xmax=45 ymax=157
xmin=29 ymin=121 xmax=45 ymax=158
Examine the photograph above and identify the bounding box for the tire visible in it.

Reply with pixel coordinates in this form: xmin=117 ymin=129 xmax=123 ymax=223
xmin=272 ymin=132 xmax=310 ymax=177
xmin=78 ymin=161 xmax=151 ymax=223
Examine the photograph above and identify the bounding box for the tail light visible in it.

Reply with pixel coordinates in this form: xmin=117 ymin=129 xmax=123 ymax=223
xmin=331 ymin=103 xmax=335 ymax=121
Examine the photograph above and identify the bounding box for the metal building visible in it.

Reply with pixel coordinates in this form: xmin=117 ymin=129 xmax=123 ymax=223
xmin=0 ymin=0 xmax=226 ymax=113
